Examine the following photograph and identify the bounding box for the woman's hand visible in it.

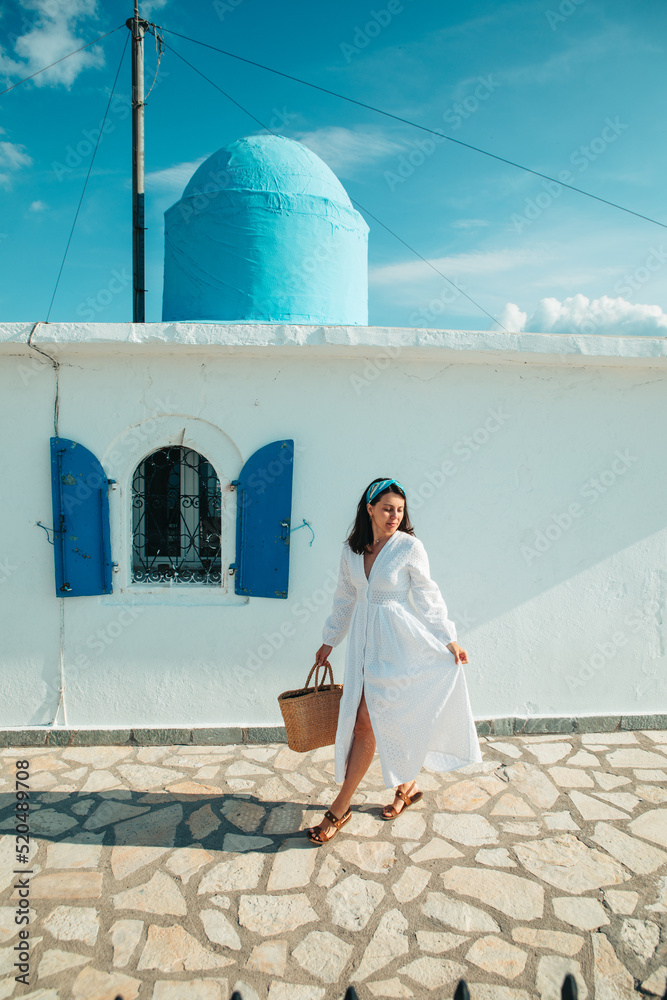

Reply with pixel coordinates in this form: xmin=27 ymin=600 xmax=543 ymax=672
xmin=447 ymin=641 xmax=468 ymax=665
xmin=315 ymin=643 xmax=333 ymax=667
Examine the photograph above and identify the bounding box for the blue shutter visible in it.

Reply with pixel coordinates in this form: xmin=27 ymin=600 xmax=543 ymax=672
xmin=50 ymin=437 xmax=113 ymax=597
xmin=231 ymin=439 xmax=294 ymax=598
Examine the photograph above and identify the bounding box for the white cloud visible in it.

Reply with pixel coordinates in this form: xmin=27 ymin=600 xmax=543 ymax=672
xmin=0 ymin=140 xmax=32 ymax=187
xmin=29 ymin=199 xmax=47 ymax=211
xmin=370 ymin=248 xmax=539 ymax=288
xmin=451 ymin=218 xmax=490 ymax=230
xmin=141 ymin=0 xmax=168 ymax=16
xmin=0 ymin=0 xmax=105 ymax=90
xmin=146 ymin=156 xmax=208 ymax=192
xmin=292 ymin=126 xmax=406 ymax=176
xmin=497 ymin=294 xmax=667 ymax=336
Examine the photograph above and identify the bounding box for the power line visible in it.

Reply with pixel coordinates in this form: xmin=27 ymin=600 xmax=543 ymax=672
xmin=160 ymin=27 xmax=667 ymax=233
xmin=0 ymin=24 xmax=126 ymax=97
xmin=46 ymin=32 xmax=130 ymax=323
xmin=162 ymin=37 xmax=504 ymax=330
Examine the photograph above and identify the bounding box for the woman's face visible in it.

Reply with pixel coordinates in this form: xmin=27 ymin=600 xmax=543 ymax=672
xmin=367 ymin=491 xmax=405 ymax=536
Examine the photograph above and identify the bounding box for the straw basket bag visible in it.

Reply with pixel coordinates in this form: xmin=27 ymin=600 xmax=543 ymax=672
xmin=277 ymin=662 xmax=343 ymax=753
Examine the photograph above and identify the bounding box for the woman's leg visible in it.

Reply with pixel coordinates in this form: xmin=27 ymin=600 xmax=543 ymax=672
xmin=382 ymin=777 xmax=421 ymax=818
xmin=307 ymin=687 xmax=376 ymax=840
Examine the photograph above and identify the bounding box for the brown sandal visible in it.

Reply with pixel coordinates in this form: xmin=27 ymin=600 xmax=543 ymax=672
xmin=306 ymin=807 xmax=352 ymax=845
xmin=381 ymin=782 xmax=423 ymax=820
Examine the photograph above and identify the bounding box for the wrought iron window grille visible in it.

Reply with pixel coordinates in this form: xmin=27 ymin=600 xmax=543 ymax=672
xmin=131 ymin=446 xmax=222 ymax=585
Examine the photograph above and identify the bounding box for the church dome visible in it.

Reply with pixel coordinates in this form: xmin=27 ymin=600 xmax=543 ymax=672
xmin=162 ymin=134 xmax=369 ymax=325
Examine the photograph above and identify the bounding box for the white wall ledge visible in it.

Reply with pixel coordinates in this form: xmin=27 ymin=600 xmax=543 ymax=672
xmin=1 ymin=321 xmax=666 ymax=366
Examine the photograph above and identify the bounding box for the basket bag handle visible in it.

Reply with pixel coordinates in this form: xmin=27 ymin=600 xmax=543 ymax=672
xmin=303 ymin=662 xmax=334 ymax=692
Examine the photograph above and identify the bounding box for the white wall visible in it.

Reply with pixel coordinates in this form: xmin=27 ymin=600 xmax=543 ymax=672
xmin=1 ymin=323 xmax=666 ymax=728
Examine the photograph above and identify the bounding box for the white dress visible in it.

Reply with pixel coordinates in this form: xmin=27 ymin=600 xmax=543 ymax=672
xmin=322 ymin=529 xmax=482 ymax=787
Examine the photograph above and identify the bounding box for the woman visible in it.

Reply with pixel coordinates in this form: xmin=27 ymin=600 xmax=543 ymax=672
xmin=306 ymin=477 xmax=482 ymax=845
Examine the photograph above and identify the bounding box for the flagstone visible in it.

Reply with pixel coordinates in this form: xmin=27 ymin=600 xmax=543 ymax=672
xmin=238 ymin=893 xmax=319 ymax=936
xmin=70 ymin=799 xmax=94 ymax=815
xmin=388 ymin=811 xmax=426 ymax=840
xmin=20 ymin=872 xmax=102 ymax=899
xmin=26 ymin=809 xmax=79 ymax=836
xmin=114 ymin=804 xmax=183 ymax=847
xmin=194 ymin=766 xmax=221 ymax=780
xmin=416 ymin=930 xmax=468 ymax=954
xmin=71 ymin=966 xmax=141 ymax=1000
xmin=487 ymin=741 xmax=523 ymax=758
xmin=62 ymin=746 xmax=134 ymax=767
xmin=619 ymin=917 xmax=660 ymax=962
xmin=646 ymin=875 xmax=667 ymax=912
xmin=592 ymin=790 xmax=639 ymax=811
xmin=281 ymin=770 xmax=314 ymax=793
xmin=499 ymin=821 xmax=542 ymax=836
xmin=245 ymin=940 xmax=287 ymax=975
xmin=327 ymin=874 xmax=385 ymax=931
xmin=42 ymin=904 xmax=99 ymax=945
xmin=629 ymin=808 xmax=667 ymax=849
xmin=116 ymin=764 xmax=185 ymax=788
xmin=581 ymin=732 xmax=637 ymax=743
xmin=152 ymin=983 xmax=226 ymax=1000
xmin=199 ymin=853 xmax=265 ymax=892
xmin=222 ymin=833 xmax=273 ymax=853
xmin=475 ymin=848 xmax=516 ymax=867
xmin=397 ymin=955 xmax=467 ymax=990
xmin=45 ymin=842 xmax=102 ymax=869
xmin=200 ymin=909 xmax=242 ymax=950
xmin=641 ymin=966 xmax=667 ymax=997
xmin=136 ymin=747 xmax=168 ymax=763
xmin=266 ymin=838 xmax=317 ymax=890
xmin=543 ymin=810 xmax=579 ymax=831
xmin=594 ymin=771 xmax=631 ymax=789
xmin=263 ymin=802 xmax=303 ymax=835
xmin=266 ymin=985 xmax=325 ymax=1000
xmin=226 ymin=760 xmax=272 ymax=776
xmin=22 ymin=771 xmax=58 ymax=790
xmin=590 ymin=821 xmax=667 ymax=873
xmin=210 ymin=895 xmax=231 ymax=909
xmin=232 ymin=981 xmax=258 ymax=1000
xmin=165 ymin=846 xmax=214 ymax=883
xmin=367 ymin=978 xmax=414 ymax=997
xmin=568 ymin=790 xmax=630 ymax=821
xmin=80 ymin=770 xmax=124 ymax=793
xmin=138 ymin=924 xmax=235 ymax=971
xmin=0 ymin=906 xmax=35 ymax=943
xmin=433 ymin=813 xmax=498 ymax=845
xmin=552 ymin=896 xmax=609 ymax=930
xmin=272 ymin=746 xmax=304 ymax=770
xmin=536 ymin=955 xmax=588 ymax=1000
xmin=37 ymin=948 xmax=89 ymax=980
xmin=219 ymin=798 xmax=267 ymax=833
xmin=525 ymin=743 xmax=572 ymax=765
xmin=254 ymin=775 xmax=292 ymax=801
xmin=391 ymin=865 xmax=431 ymax=902
xmin=292 ymin=929 xmax=354 ymax=983
xmin=591 ymin=931 xmax=634 ymax=999
xmin=316 ymin=853 xmax=342 ymax=887
xmin=502 ymin=762 xmax=560 ymax=808
xmin=603 ymin=889 xmax=638 ymax=914
xmin=111 ymin=846 xmax=170 ymax=880
xmin=513 ymin=835 xmax=629 ymax=892
xmin=548 ymin=767 xmax=595 ymax=788
xmin=110 ymin=919 xmax=143 ymax=967
xmin=350 ymin=908 xmax=408 ymax=982
xmin=0 ymin=836 xmax=39 ymax=890
xmin=333 ymin=840 xmax=397 ymax=873
xmin=637 ymin=783 xmax=667 ymax=802
xmin=186 ymin=804 xmax=221 ymax=839
xmin=421 ymin=892 xmax=500 ymax=933
xmin=166 ymin=780 xmax=221 ymax=798
xmin=465 ymin=936 xmax=527 ymax=979
xmin=466 ymin=987 xmax=533 ymax=1000
xmin=112 ymin=870 xmax=187 ymax=916
xmin=490 ymin=794 xmax=535 ymax=817
xmin=442 ymin=866 xmax=544 ymax=920
xmin=83 ymin=800 xmax=150 ymax=830
xmin=409 ymin=838 xmax=464 ymax=862
xmin=607 ymin=748 xmax=667 ymax=768
xmin=635 ymin=769 xmax=667 ymax=782
xmin=511 ymin=927 xmax=583 ymax=956
xmin=224 ymin=778 xmax=255 ymax=791
xmin=346 ymin=811 xmax=388 ymax=838
xmin=435 ymin=779 xmax=495 ymax=811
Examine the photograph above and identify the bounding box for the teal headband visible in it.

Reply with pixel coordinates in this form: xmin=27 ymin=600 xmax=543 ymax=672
xmin=366 ymin=478 xmax=405 ymax=504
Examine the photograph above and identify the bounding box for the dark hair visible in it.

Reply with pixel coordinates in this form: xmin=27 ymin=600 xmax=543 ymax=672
xmin=346 ymin=478 xmax=415 ymax=554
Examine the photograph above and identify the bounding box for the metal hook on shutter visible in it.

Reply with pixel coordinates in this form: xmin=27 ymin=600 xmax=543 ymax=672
xmin=288 ymin=518 xmax=315 ymax=546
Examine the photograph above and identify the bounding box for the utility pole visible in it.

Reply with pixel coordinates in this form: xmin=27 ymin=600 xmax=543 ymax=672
xmin=128 ymin=3 xmax=147 ymax=322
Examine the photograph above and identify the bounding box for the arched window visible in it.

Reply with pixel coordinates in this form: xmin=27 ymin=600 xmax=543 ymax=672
xmin=131 ymin=447 xmax=222 ymax=585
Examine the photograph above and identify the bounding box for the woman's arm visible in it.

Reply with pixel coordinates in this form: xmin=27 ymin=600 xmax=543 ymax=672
xmin=320 ymin=547 xmax=356 ymax=649
xmin=407 ymin=538 xmax=464 ymax=658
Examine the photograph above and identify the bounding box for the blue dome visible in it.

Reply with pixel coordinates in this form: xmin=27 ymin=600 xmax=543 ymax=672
xmin=162 ymin=134 xmax=369 ymax=325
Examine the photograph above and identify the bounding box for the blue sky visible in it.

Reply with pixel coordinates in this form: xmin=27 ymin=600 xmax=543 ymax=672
xmin=1 ymin=0 xmax=666 ymax=332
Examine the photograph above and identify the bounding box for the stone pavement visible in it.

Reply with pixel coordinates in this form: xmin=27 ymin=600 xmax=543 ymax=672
xmin=0 ymin=730 xmax=666 ymax=1000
